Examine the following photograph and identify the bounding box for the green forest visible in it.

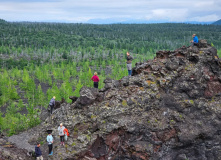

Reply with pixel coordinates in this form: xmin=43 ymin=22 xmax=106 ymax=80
xmin=0 ymin=19 xmax=221 ymax=136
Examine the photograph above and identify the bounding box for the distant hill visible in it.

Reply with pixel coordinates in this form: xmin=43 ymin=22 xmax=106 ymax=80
xmin=0 ymin=18 xmax=214 ymax=25
xmin=0 ymin=19 xmax=7 ymax=23
xmin=87 ymin=18 xmax=213 ymax=24
xmin=212 ymin=19 xmax=221 ymax=25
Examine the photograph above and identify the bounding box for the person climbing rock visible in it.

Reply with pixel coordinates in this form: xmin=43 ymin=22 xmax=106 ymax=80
xmin=47 ymin=131 xmax=53 ymax=156
xmin=126 ymin=52 xmax=133 ymax=76
xmin=58 ymin=123 xmax=65 ymax=145
xmin=91 ymin=72 xmax=100 ymax=88
xmin=63 ymin=127 xmax=70 ymax=141
xmin=35 ymin=142 xmax=43 ymax=160
xmin=49 ymin=96 xmax=56 ymax=114
xmin=190 ymin=34 xmax=199 ymax=46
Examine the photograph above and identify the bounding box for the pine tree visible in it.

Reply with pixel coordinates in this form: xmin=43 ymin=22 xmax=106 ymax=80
xmin=47 ymin=82 xmax=61 ymax=102
xmin=9 ymin=86 xmax=19 ymax=100
xmin=87 ymin=67 xmax=93 ymax=87
xmin=73 ymin=80 xmax=83 ymax=97
xmin=17 ymin=99 xmax=24 ymax=111
xmin=64 ymin=69 xmax=71 ymax=81
xmin=36 ymin=84 xmax=45 ymax=107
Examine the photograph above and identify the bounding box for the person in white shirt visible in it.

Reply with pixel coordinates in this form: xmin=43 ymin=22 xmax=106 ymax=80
xmin=58 ymin=123 xmax=65 ymax=145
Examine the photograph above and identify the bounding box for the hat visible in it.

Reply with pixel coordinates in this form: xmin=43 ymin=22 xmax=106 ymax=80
xmin=46 ymin=129 xmax=53 ymax=134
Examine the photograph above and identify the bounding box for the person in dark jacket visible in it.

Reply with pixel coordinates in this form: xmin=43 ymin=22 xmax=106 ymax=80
xmin=126 ymin=52 xmax=133 ymax=76
xmin=49 ymin=96 xmax=56 ymax=114
xmin=91 ymin=72 xmax=100 ymax=88
xmin=190 ymin=34 xmax=199 ymax=46
xmin=35 ymin=142 xmax=43 ymax=160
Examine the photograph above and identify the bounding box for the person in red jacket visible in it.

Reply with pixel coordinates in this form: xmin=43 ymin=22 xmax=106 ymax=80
xmin=63 ymin=128 xmax=69 ymax=141
xmin=91 ymin=72 xmax=99 ymax=88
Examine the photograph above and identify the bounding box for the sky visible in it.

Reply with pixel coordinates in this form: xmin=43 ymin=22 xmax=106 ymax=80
xmin=0 ymin=0 xmax=220 ymax=23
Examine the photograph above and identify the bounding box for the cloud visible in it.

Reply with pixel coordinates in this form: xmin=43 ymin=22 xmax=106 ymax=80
xmin=146 ymin=9 xmax=188 ymax=22
xmin=0 ymin=0 xmax=220 ymax=23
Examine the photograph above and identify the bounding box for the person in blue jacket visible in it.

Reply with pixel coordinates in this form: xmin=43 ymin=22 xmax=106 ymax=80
xmin=47 ymin=131 xmax=54 ymax=156
xmin=49 ymin=96 xmax=56 ymax=114
xmin=35 ymin=142 xmax=43 ymax=160
xmin=190 ymin=34 xmax=199 ymax=46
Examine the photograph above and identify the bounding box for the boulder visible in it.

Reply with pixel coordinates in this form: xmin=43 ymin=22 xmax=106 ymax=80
xmin=77 ymin=87 xmax=103 ymax=106
xmin=198 ymin=39 xmax=209 ymax=48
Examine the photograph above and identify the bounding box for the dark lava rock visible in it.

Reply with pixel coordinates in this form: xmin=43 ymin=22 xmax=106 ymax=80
xmin=69 ymin=96 xmax=78 ymax=104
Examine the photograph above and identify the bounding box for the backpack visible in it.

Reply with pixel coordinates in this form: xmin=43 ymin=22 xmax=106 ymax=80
xmin=63 ymin=128 xmax=69 ymax=136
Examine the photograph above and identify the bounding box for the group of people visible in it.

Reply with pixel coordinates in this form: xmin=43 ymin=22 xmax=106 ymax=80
xmin=48 ymin=52 xmax=133 ymax=114
xmin=91 ymin=34 xmax=198 ymax=81
xmin=37 ymin=34 xmax=199 ymax=159
xmin=35 ymin=123 xmax=69 ymax=159
xmin=48 ymin=55 xmax=132 ymax=114
xmin=48 ymin=34 xmax=198 ymax=114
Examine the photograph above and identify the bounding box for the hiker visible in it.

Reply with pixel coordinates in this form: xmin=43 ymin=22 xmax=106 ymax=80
xmin=63 ymin=127 xmax=70 ymax=141
xmin=58 ymin=123 xmax=65 ymax=145
xmin=126 ymin=52 xmax=133 ymax=76
xmin=49 ymin=96 xmax=56 ymax=114
xmin=47 ymin=131 xmax=53 ymax=156
xmin=190 ymin=34 xmax=199 ymax=46
xmin=35 ymin=142 xmax=43 ymax=160
xmin=91 ymin=72 xmax=100 ymax=88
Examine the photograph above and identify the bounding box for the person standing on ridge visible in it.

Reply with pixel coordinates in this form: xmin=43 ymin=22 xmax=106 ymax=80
xmin=49 ymin=96 xmax=56 ymax=114
xmin=58 ymin=123 xmax=65 ymax=145
xmin=126 ymin=52 xmax=133 ymax=76
xmin=47 ymin=131 xmax=53 ymax=156
xmin=190 ymin=34 xmax=199 ymax=46
xmin=35 ymin=142 xmax=43 ymax=160
xmin=91 ymin=72 xmax=100 ymax=88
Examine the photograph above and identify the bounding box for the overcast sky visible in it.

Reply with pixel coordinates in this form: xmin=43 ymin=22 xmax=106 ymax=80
xmin=0 ymin=0 xmax=220 ymax=23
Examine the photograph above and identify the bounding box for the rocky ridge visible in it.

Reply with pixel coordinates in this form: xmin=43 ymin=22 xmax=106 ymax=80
xmin=1 ymin=40 xmax=221 ymax=160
